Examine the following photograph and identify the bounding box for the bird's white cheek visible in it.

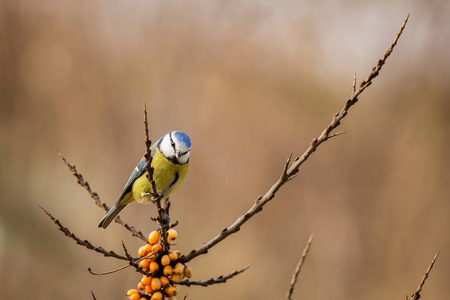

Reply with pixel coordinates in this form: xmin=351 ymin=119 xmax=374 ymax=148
xmin=178 ymin=153 xmax=190 ymax=164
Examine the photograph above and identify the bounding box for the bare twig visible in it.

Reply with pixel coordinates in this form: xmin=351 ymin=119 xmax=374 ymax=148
xmin=91 ymin=291 xmax=97 ymax=300
xmin=180 ymin=15 xmax=409 ymax=264
xmin=88 ymin=249 xmax=159 ymax=276
xmin=143 ymin=103 xmax=170 ymax=252
xmin=39 ymin=205 xmax=128 ymax=261
xmin=179 ymin=266 xmax=250 ymax=287
xmin=58 ymin=152 xmax=146 ymax=242
xmin=410 ymin=252 xmax=439 ymax=300
xmin=286 ymin=234 xmax=314 ymax=300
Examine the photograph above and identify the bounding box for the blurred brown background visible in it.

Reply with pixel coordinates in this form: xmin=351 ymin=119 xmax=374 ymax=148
xmin=1 ymin=0 xmax=450 ymax=299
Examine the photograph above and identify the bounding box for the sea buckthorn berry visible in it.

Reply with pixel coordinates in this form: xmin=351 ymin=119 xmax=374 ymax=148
xmin=149 ymin=261 xmax=159 ymax=273
xmin=174 ymin=250 xmax=181 ymax=259
xmin=129 ymin=294 xmax=140 ymax=300
xmin=144 ymin=244 xmax=153 ymax=254
xmin=139 ymin=259 xmax=150 ymax=270
xmin=140 ymin=298 xmax=147 ymax=300
xmin=165 ymin=286 xmax=178 ymax=297
xmin=174 ymin=263 xmax=184 ymax=274
xmin=145 ymin=285 xmax=153 ymax=294
xmin=163 ymin=265 xmax=173 ymax=276
xmin=141 ymin=275 xmax=151 ymax=286
xmin=161 ymin=254 xmax=170 ymax=266
xmin=173 ymin=263 xmax=184 ymax=274
xmin=151 ymin=291 xmax=163 ymax=300
xmin=168 ymin=297 xmax=177 ymax=300
xmin=138 ymin=246 xmax=147 ymax=257
xmin=127 ymin=289 xmax=139 ymax=296
xmin=168 ymin=251 xmax=178 ymax=261
xmin=167 ymin=229 xmax=178 ymax=241
xmin=151 ymin=244 xmax=163 ymax=253
xmin=151 ymin=277 xmax=161 ymax=290
xmin=184 ymin=266 xmax=192 ymax=278
xmin=148 ymin=231 xmax=160 ymax=245
xmin=171 ymin=273 xmax=182 ymax=283
xmin=160 ymin=276 xmax=169 ymax=286
xmin=138 ymin=282 xmax=145 ymax=290
xmin=147 ymin=230 xmax=159 ymax=245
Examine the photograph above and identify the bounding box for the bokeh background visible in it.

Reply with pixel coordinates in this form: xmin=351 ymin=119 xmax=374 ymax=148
xmin=1 ymin=0 xmax=450 ymax=299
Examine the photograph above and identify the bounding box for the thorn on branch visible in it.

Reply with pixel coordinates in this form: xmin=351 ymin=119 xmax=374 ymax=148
xmin=281 ymin=153 xmax=293 ymax=180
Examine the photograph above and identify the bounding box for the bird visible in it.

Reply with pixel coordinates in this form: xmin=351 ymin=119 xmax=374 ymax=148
xmin=98 ymin=131 xmax=191 ymax=229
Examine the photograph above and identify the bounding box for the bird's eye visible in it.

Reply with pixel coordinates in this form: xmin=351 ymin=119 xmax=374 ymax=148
xmin=169 ymin=133 xmax=176 ymax=150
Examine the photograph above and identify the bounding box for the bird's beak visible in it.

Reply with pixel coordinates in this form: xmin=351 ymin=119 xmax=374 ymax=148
xmin=175 ymin=151 xmax=181 ymax=159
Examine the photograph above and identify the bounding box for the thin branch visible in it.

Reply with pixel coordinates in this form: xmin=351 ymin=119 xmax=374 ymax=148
xmin=143 ymin=103 xmax=170 ymax=252
xmin=88 ymin=249 xmax=159 ymax=276
xmin=39 ymin=205 xmax=128 ymax=261
xmin=286 ymin=234 xmax=314 ymax=300
xmin=58 ymin=152 xmax=146 ymax=242
xmin=410 ymin=252 xmax=439 ymax=300
xmin=91 ymin=291 xmax=97 ymax=300
xmin=179 ymin=266 xmax=250 ymax=287
xmin=180 ymin=15 xmax=409 ymax=264
xmin=121 ymin=241 xmax=154 ymax=277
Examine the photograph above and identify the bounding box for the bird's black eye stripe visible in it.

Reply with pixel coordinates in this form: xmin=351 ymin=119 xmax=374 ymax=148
xmin=179 ymin=150 xmax=190 ymax=156
xmin=169 ymin=132 xmax=176 ymax=150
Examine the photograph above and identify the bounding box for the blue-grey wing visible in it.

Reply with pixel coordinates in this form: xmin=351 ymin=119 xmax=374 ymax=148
xmin=117 ymin=141 xmax=159 ymax=200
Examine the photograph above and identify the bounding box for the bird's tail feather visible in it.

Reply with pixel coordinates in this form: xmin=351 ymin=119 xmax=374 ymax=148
xmin=98 ymin=204 xmax=127 ymax=229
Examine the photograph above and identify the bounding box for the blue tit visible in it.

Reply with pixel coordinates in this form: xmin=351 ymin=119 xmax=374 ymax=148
xmin=98 ymin=131 xmax=191 ymax=229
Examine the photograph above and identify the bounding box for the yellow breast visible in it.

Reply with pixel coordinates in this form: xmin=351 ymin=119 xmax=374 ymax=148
xmin=131 ymin=148 xmax=189 ymax=204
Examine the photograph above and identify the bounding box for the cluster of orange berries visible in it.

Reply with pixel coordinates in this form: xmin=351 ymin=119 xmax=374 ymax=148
xmin=126 ymin=229 xmax=192 ymax=300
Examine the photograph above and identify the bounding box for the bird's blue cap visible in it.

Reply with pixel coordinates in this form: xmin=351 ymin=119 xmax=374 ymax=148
xmin=173 ymin=131 xmax=192 ymax=148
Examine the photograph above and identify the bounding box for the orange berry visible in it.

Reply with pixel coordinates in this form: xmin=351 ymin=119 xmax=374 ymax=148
xmin=174 ymin=250 xmax=182 ymax=259
xmin=165 ymin=286 xmax=178 ymax=297
xmin=151 ymin=277 xmax=161 ymax=290
xmin=138 ymin=245 xmax=147 ymax=257
xmin=173 ymin=263 xmax=184 ymax=274
xmin=160 ymin=276 xmax=169 ymax=287
xmin=167 ymin=229 xmax=178 ymax=241
xmin=129 ymin=294 xmax=140 ymax=300
xmin=138 ymin=282 xmax=145 ymax=290
xmin=141 ymin=275 xmax=151 ymax=286
xmin=163 ymin=265 xmax=173 ymax=276
xmin=148 ymin=231 xmax=160 ymax=245
xmin=184 ymin=266 xmax=192 ymax=278
xmin=151 ymin=291 xmax=163 ymax=300
xmin=140 ymin=298 xmax=147 ymax=300
xmin=151 ymin=244 xmax=163 ymax=253
xmin=168 ymin=251 xmax=178 ymax=261
xmin=127 ymin=289 xmax=139 ymax=296
xmin=149 ymin=261 xmax=159 ymax=273
xmin=139 ymin=259 xmax=150 ymax=270
xmin=144 ymin=244 xmax=153 ymax=255
xmin=171 ymin=273 xmax=182 ymax=283
xmin=145 ymin=284 xmax=153 ymax=294
xmin=161 ymin=254 xmax=170 ymax=266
